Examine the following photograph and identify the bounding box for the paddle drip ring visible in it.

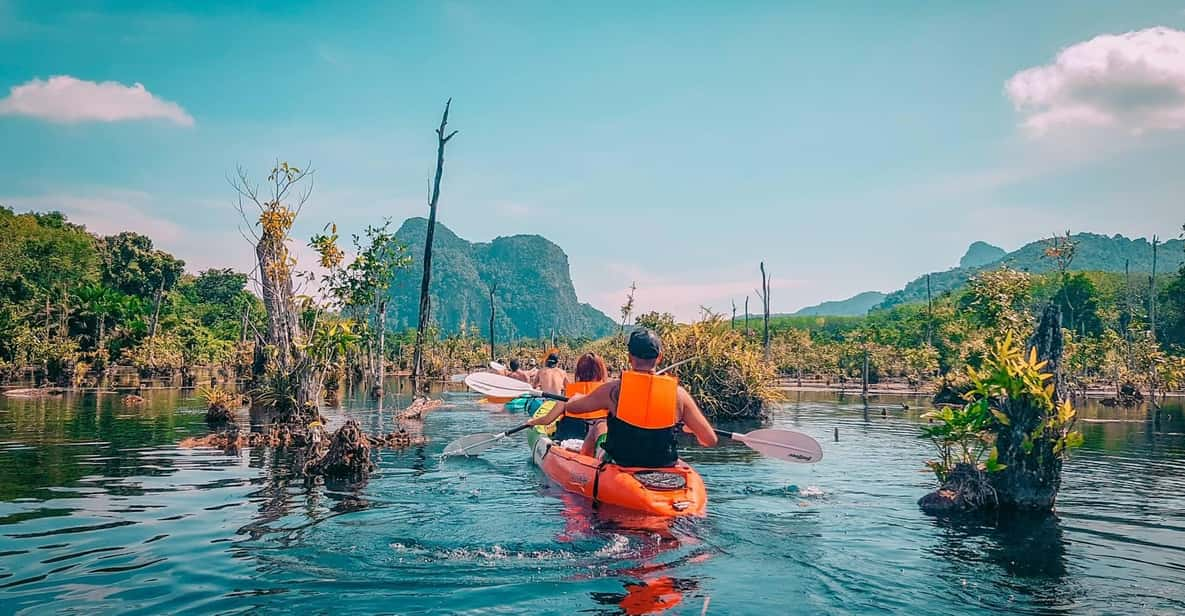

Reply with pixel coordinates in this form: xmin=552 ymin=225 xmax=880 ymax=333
xmin=632 ymin=471 xmax=687 ymax=491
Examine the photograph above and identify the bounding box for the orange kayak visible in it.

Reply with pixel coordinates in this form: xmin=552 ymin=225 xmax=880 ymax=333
xmin=529 ymin=433 xmax=707 ymax=517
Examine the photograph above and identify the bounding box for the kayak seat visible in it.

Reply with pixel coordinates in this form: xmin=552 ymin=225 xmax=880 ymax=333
xmin=553 ymin=416 xmax=591 ymax=441
xmin=632 ymin=471 xmax=687 ymax=491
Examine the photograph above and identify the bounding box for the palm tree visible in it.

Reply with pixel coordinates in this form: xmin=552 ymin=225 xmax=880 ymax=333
xmin=74 ymin=284 xmax=121 ymax=356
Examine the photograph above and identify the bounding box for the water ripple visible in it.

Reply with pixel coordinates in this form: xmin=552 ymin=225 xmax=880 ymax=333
xmin=0 ymin=389 xmax=1182 ymax=614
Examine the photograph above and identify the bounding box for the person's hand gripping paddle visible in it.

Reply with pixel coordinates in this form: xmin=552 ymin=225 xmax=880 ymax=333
xmin=445 ymin=372 xmax=823 ymax=462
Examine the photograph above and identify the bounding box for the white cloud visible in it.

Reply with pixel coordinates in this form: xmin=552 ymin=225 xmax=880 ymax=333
xmin=0 ymin=75 xmax=194 ymax=126
xmin=1006 ymin=27 xmax=1185 ymax=135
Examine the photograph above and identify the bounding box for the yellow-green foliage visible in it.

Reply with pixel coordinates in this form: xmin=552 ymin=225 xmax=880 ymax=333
xmin=966 ymin=335 xmax=1057 ymax=411
xmin=469 ymin=313 xmax=778 ymax=418
xmin=572 ymin=337 xmax=629 ymax=374
xmin=965 ymin=334 xmax=1082 ymax=456
xmin=921 ymin=334 xmax=1083 ymax=481
xmin=198 ymin=385 xmax=242 ymax=410
xmin=413 ymin=325 xmax=489 ymax=378
xmin=647 ymin=314 xmax=779 ymax=419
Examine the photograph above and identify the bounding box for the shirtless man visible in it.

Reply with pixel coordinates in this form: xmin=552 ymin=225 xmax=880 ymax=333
xmin=530 ymin=329 xmax=718 ymax=464
xmin=506 ymin=359 xmax=531 ymax=383
xmin=535 ymin=352 xmax=570 ymax=396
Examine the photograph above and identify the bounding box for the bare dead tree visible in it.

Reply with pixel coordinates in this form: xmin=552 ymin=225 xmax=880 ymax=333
xmin=1123 ymin=259 xmax=1133 ymax=371
xmin=411 ymin=99 xmax=458 ymax=387
xmin=925 ymin=273 xmax=933 ymax=349
xmin=229 ymin=161 xmax=323 ymax=422
xmin=1149 ymin=235 xmax=1160 ymax=406
xmin=731 ymin=298 xmax=737 ymax=330
xmin=147 ymin=276 xmax=165 ymax=365
xmin=373 ymin=286 xmax=390 ymax=396
xmin=1149 ymin=236 xmax=1160 ymax=341
xmin=488 ymin=281 xmax=497 ymax=362
xmin=1044 ymin=230 xmax=1078 ymax=330
xmin=757 ymin=262 xmax=771 ymax=361
xmin=744 ymin=296 xmax=750 ymax=336
xmin=862 ymin=345 xmax=870 ymax=398
xmin=620 ymin=281 xmax=637 ymax=337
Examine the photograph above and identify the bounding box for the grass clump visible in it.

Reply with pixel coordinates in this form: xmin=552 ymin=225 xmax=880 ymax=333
xmin=636 ymin=311 xmax=779 ymax=419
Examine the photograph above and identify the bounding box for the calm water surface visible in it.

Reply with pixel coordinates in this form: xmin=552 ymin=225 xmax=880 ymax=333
xmin=1 ymin=384 xmax=1183 ymax=615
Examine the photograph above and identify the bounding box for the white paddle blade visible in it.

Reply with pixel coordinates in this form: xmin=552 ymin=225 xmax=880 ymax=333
xmin=736 ymin=429 xmax=824 ymax=463
xmin=489 ymin=361 xmax=506 ymax=371
xmin=443 ymin=432 xmax=505 ymax=457
xmin=463 ymin=372 xmax=536 ymax=398
xmin=449 ymin=373 xmax=468 ymax=383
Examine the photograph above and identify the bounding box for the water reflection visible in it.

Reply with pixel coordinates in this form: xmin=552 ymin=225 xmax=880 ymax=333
xmin=556 ymin=498 xmax=711 ymax=615
xmin=2 ymin=384 xmax=1185 ymax=614
xmin=590 ymin=576 xmax=700 ymax=615
xmin=928 ymin=511 xmax=1074 ymax=611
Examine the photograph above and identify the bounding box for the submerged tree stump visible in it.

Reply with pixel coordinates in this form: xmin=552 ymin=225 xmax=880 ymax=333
xmin=182 ymin=396 xmax=440 ymax=485
xmin=205 ymin=404 xmax=234 ymax=424
xmin=989 ymin=305 xmax=1064 ymax=511
xmin=1118 ymin=382 xmax=1143 ymax=408
xmin=394 ymin=397 xmax=444 ymax=421
xmin=918 ymin=463 xmax=998 ymax=515
xmin=302 ymin=420 xmax=375 ymax=479
xmin=372 ymin=428 xmax=428 ymax=448
xmin=920 ymin=304 xmax=1074 ymax=515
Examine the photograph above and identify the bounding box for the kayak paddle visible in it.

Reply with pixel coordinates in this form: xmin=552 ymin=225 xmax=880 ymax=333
xmin=463 ymin=372 xmax=564 ymax=401
xmin=443 ymin=422 xmax=531 ymax=457
xmin=656 ymin=356 xmax=697 ymax=374
xmin=461 ymin=372 xmax=823 ymax=463
xmin=489 ymin=361 xmax=506 ymax=371
xmin=714 ymin=428 xmax=823 ymax=463
xmin=462 ymin=358 xmax=691 ymax=399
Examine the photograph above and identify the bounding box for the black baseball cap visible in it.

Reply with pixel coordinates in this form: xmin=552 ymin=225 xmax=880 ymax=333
xmin=545 ymin=353 xmax=559 ymax=367
xmin=627 ymin=328 xmax=662 ymax=359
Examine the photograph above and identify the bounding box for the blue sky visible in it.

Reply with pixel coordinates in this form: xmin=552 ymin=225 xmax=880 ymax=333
xmin=3 ymin=1 xmax=1185 ymax=320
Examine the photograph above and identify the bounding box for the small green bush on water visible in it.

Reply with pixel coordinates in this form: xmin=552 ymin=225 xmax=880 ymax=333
xmin=921 ymin=334 xmax=1082 ymax=482
xmin=198 ymin=385 xmax=241 ymax=410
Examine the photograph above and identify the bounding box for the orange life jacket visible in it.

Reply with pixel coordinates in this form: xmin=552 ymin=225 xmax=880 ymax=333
xmin=563 ymin=381 xmax=608 ymax=420
xmin=615 ymin=371 xmax=678 ymax=429
xmin=603 ymin=371 xmax=680 ymax=467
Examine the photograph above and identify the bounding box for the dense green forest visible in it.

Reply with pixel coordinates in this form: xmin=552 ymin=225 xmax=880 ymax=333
xmin=4 ymin=201 xmax=1183 ymax=402
xmin=879 ymin=232 xmax=1183 ymax=309
xmin=0 ymin=206 xmax=263 ymax=384
xmin=0 ymin=203 xmax=615 ymax=389
xmin=748 ymin=249 xmax=1185 ymax=397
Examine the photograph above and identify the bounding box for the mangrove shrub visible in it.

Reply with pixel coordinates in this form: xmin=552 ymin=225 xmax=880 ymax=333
xmin=919 ymin=311 xmax=1082 ymax=514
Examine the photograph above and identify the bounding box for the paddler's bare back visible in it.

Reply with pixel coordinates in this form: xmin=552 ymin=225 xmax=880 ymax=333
xmin=536 ymin=366 xmax=569 ymax=395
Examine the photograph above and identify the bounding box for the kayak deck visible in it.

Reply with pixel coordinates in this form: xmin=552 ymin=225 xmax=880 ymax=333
xmin=529 ymin=432 xmax=707 ymax=517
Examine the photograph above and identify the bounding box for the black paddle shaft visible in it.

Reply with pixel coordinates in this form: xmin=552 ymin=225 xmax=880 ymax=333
xmin=505 ymin=423 xmax=532 ymax=436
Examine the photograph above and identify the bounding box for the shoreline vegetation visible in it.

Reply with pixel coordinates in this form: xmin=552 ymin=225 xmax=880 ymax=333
xmin=2 ymin=107 xmax=1183 ymax=507
xmin=3 ymin=202 xmax=1184 ymax=412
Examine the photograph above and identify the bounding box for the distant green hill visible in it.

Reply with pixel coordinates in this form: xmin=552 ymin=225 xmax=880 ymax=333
xmin=793 ymin=291 xmax=887 ymax=317
xmin=959 ymin=241 xmax=1006 ymax=269
xmin=387 ymin=218 xmax=615 ymax=339
xmin=878 ymin=233 xmax=1185 ymax=309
